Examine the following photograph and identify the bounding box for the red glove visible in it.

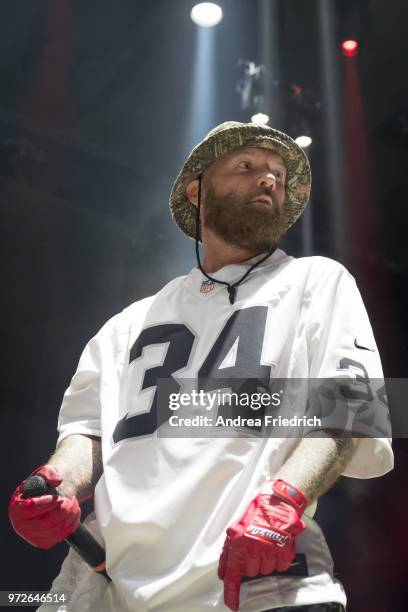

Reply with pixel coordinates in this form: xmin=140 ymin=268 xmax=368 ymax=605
xmin=8 ymin=464 xmax=81 ymax=549
xmin=218 ymin=479 xmax=308 ymax=611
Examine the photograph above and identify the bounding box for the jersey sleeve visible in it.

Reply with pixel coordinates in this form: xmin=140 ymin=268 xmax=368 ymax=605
xmin=307 ymin=266 xmax=393 ymax=479
xmin=56 ymin=315 xmax=117 ymax=445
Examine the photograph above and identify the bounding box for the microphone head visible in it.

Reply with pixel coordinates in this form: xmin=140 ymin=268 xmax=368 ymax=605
xmin=21 ymin=475 xmax=51 ymax=498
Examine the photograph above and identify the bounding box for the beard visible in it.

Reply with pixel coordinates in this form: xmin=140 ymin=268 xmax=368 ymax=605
xmin=201 ymin=184 xmax=288 ymax=252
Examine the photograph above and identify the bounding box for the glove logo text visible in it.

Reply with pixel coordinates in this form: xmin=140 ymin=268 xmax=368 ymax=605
xmin=246 ymin=525 xmax=289 ymax=547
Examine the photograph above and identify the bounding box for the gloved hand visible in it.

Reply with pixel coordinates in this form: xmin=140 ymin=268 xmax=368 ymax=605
xmin=218 ymin=479 xmax=308 ymax=611
xmin=8 ymin=464 xmax=81 ymax=549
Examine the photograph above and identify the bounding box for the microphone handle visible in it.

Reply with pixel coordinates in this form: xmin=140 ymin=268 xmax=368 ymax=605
xmin=22 ymin=476 xmax=110 ymax=581
xmin=66 ymin=524 xmax=110 ymax=580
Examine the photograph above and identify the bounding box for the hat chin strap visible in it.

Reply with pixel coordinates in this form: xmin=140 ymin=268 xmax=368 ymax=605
xmin=194 ymin=173 xmax=275 ymax=305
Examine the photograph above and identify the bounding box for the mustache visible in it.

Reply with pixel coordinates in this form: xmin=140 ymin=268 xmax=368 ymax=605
xmin=248 ymin=188 xmax=278 ymax=205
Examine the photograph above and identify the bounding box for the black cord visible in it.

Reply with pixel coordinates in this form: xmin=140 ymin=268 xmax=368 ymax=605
xmin=194 ymin=173 xmax=274 ymax=304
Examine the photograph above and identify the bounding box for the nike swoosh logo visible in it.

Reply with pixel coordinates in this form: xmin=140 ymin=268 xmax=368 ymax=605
xmin=354 ymin=338 xmax=376 ymax=352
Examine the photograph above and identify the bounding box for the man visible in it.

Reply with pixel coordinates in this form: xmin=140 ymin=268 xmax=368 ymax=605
xmin=9 ymin=122 xmax=393 ymax=611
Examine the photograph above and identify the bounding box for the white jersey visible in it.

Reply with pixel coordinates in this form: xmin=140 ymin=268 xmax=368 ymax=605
xmin=42 ymin=249 xmax=393 ymax=612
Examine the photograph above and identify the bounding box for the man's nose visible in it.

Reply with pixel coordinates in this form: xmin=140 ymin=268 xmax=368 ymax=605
xmin=257 ymin=172 xmax=277 ymax=190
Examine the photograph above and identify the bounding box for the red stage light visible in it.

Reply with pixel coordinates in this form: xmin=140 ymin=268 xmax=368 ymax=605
xmin=342 ymin=39 xmax=359 ymax=57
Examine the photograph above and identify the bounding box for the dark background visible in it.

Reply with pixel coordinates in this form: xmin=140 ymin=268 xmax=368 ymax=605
xmin=1 ymin=1 xmax=407 ymax=610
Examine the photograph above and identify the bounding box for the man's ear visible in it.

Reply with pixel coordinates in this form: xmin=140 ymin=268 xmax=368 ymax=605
xmin=186 ymin=179 xmax=199 ymax=207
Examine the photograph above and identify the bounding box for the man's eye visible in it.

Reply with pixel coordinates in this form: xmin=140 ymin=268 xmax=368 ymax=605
xmin=238 ymin=161 xmax=251 ymax=169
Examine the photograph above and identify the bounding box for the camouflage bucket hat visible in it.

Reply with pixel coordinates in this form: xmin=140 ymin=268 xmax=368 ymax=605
xmin=169 ymin=121 xmax=312 ymax=241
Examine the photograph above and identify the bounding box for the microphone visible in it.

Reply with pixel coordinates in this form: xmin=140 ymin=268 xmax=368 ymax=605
xmin=22 ymin=475 xmax=110 ymax=581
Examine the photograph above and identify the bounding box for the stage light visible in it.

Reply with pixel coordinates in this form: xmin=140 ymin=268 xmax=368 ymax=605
xmin=191 ymin=3 xmax=223 ymax=27
xmin=342 ymin=39 xmax=358 ymax=57
xmin=295 ymin=135 xmax=312 ymax=148
xmin=251 ymin=112 xmax=269 ymax=125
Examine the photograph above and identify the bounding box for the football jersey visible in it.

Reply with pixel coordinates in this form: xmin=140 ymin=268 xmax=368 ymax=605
xmin=42 ymin=248 xmax=393 ymax=612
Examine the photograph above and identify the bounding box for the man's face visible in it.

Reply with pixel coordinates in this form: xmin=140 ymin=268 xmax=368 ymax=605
xmin=196 ymin=147 xmax=288 ymax=252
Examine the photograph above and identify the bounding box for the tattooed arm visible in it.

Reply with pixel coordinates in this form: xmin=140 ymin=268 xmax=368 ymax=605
xmin=274 ymin=437 xmax=357 ymax=504
xmin=47 ymin=434 xmax=103 ymax=502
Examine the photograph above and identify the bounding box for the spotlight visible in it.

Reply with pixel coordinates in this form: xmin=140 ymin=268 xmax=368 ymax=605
xmin=342 ymin=39 xmax=359 ymax=57
xmin=295 ymin=136 xmax=312 ymax=148
xmin=191 ymin=3 xmax=223 ymax=27
xmin=251 ymin=112 xmax=270 ymax=125
xmin=292 ymin=84 xmax=303 ymax=96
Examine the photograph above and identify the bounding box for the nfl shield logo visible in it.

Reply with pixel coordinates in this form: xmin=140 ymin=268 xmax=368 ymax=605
xmin=200 ymin=279 xmax=215 ymax=294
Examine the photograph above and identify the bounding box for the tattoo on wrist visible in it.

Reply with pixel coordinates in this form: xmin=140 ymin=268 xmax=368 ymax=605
xmin=275 ymin=437 xmax=354 ymax=504
xmin=48 ymin=435 xmax=103 ymax=501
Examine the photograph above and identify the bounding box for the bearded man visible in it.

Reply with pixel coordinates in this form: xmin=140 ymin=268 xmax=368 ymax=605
xmin=9 ymin=122 xmax=392 ymax=612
